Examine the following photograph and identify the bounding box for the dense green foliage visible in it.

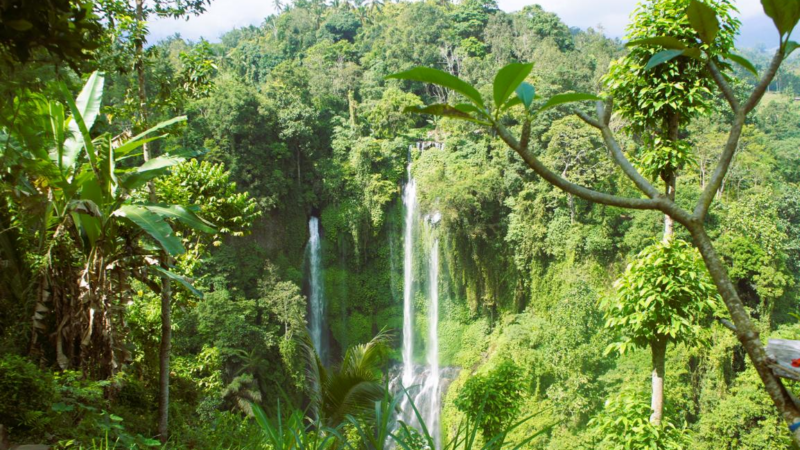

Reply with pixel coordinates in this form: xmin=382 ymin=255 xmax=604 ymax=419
xmin=2 ymin=0 xmax=800 ymax=448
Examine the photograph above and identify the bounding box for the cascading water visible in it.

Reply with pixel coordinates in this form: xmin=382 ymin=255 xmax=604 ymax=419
xmin=402 ymin=156 xmax=417 ymax=388
xmin=307 ymin=216 xmax=326 ymax=361
xmin=423 ymin=238 xmax=441 ymax=449
xmin=394 ymin=145 xmax=443 ymax=449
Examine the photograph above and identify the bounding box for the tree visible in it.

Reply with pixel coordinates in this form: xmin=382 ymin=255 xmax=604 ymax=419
xmin=387 ymin=0 xmax=800 ymax=443
xmin=299 ymin=330 xmax=391 ymax=427
xmin=601 ymin=239 xmax=719 ymax=424
xmin=97 ymin=0 xmax=214 ymax=441
xmin=2 ymin=71 xmax=213 ymax=379
xmin=0 ymin=0 xmax=103 ymax=68
xmin=454 ymin=360 xmax=523 ymax=442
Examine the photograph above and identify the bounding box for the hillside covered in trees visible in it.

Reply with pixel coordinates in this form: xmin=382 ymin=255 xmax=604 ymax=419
xmin=2 ymin=0 xmax=800 ymax=449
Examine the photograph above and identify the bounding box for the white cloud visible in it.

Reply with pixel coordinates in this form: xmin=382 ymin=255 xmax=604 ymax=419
xmin=147 ymin=0 xmax=275 ymax=43
xmin=146 ymin=0 xmax=777 ymax=45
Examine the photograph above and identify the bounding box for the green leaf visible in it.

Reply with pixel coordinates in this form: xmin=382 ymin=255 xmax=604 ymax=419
xmin=7 ymin=20 xmax=33 ymax=31
xmin=120 ymin=154 xmax=186 ymax=190
xmin=115 ymin=116 xmax=187 ymax=156
xmin=681 ymin=47 xmax=704 ymax=60
xmin=112 ymin=205 xmax=185 ymax=256
xmin=539 ymin=93 xmax=602 ymax=112
xmin=786 ymin=40 xmax=800 ymax=57
xmin=625 ymin=36 xmax=687 ymax=50
xmin=515 ymin=82 xmax=536 ymax=110
xmin=61 ymin=72 xmax=105 ymax=171
xmin=150 ymin=265 xmax=204 ymax=298
xmin=761 ymin=0 xmax=800 ymax=37
xmin=687 ymin=0 xmax=720 ymax=44
xmin=725 ymin=53 xmax=759 ymax=78
xmin=144 ymin=204 xmax=216 ymax=233
xmin=493 ymin=62 xmax=534 ymax=109
xmin=386 ymin=67 xmax=485 ymax=108
xmin=644 ymin=49 xmax=685 ymax=70
xmin=403 ymin=104 xmax=490 ymax=125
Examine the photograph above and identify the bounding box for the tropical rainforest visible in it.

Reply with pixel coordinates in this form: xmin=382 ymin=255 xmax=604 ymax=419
xmin=2 ymin=0 xmax=800 ymax=449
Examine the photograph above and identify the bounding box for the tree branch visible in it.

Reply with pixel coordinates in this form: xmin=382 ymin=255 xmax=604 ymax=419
xmin=744 ymin=48 xmax=784 ymax=113
xmin=494 ymin=122 xmax=661 ymax=211
xmin=693 ymin=110 xmax=745 ymax=219
xmin=707 ymin=60 xmax=739 ymax=111
xmin=577 ymin=102 xmax=662 ymax=200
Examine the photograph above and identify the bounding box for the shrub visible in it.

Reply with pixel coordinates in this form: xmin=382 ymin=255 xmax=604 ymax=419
xmin=0 ymin=354 xmax=55 ymax=434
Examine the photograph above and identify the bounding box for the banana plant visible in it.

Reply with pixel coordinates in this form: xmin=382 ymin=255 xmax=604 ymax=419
xmin=19 ymin=71 xmax=214 ymax=375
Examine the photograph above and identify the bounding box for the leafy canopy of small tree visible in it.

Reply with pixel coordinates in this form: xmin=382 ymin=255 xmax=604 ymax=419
xmin=601 ymin=239 xmax=720 ymax=354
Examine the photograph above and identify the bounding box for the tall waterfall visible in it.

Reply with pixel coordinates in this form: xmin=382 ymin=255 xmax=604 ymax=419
xmin=396 ymin=146 xmax=443 ymax=449
xmin=402 ymin=158 xmax=417 ymax=387
xmin=308 ymin=216 xmax=326 ymax=360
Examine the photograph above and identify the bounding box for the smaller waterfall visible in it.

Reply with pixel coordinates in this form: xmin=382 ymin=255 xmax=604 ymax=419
xmin=308 ymin=217 xmax=326 ymax=360
xmin=424 ymin=238 xmax=441 ymax=449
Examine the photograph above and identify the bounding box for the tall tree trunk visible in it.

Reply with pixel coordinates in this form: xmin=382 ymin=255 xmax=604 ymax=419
xmin=650 ymin=336 xmax=667 ymax=425
xmin=158 ymin=277 xmax=172 ymax=442
xmin=134 ymin=0 xmax=171 ymax=442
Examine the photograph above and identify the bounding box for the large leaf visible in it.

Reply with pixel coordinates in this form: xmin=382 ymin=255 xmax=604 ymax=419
xmin=115 ymin=116 xmax=187 ymax=156
xmin=644 ymin=49 xmax=685 ymax=70
xmin=386 ymin=67 xmax=485 ymax=109
xmin=725 ymin=53 xmax=759 ymax=78
xmin=403 ymin=104 xmax=490 ymax=125
xmin=120 ymin=154 xmax=186 ymax=190
xmin=61 ymin=72 xmax=104 ymax=171
xmin=687 ymin=0 xmax=719 ymax=44
xmin=60 ymin=83 xmax=99 ymax=176
xmin=626 ymin=36 xmax=687 ymax=49
xmin=539 ymin=93 xmax=602 ymax=112
xmin=144 ymin=204 xmax=216 ymax=233
xmin=761 ymin=0 xmax=800 ymax=37
xmin=515 ymin=81 xmax=536 ymax=110
xmin=112 ymin=205 xmax=185 ymax=256
xmin=492 ymin=62 xmax=534 ymax=109
xmin=150 ymin=266 xmax=203 ymax=298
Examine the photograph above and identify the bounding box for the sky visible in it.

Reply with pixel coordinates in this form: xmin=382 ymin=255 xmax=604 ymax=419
xmin=147 ymin=0 xmax=781 ymax=48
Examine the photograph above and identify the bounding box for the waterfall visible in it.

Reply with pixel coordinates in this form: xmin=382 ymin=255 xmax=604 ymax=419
xmin=424 ymin=238 xmax=441 ymax=449
xmin=402 ymin=156 xmax=417 ymax=387
xmin=308 ymin=216 xmax=326 ymax=361
xmin=395 ymin=144 xmax=443 ymax=449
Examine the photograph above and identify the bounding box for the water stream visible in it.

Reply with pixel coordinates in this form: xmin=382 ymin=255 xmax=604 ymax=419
xmin=307 ymin=216 xmax=326 ymax=362
xmin=396 ymin=146 xmax=442 ymax=448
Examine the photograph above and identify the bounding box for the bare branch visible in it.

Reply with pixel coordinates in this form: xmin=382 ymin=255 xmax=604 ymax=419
xmin=744 ymin=49 xmax=784 ymax=113
xmin=494 ymin=123 xmax=661 ymax=211
xmin=694 ymin=111 xmax=745 ymax=219
xmin=694 ymin=49 xmax=784 ymax=220
xmin=576 ymin=110 xmax=602 ymax=129
xmin=707 ymin=60 xmax=739 ymax=111
xmin=577 ymin=103 xmax=662 ymax=200
xmin=718 ymin=318 xmax=737 ymax=332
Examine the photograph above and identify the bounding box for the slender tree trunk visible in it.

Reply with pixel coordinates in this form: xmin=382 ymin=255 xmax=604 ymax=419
xmin=650 ymin=336 xmax=667 ymax=426
xmin=134 ymin=0 xmax=171 ymax=442
xmin=158 ymin=277 xmax=171 ymax=441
